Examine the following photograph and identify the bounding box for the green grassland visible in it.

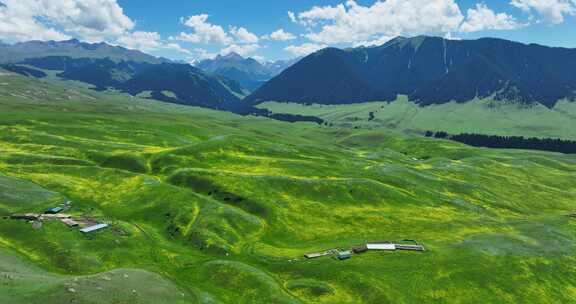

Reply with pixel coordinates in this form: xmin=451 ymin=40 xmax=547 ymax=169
xmin=257 ymin=96 xmax=576 ymax=140
xmin=0 ymin=73 xmax=576 ymax=303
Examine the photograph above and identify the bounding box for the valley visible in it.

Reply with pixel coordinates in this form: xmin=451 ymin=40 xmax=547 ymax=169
xmin=1 ymin=0 xmax=576 ymax=302
xmin=258 ymin=97 xmax=576 ymax=140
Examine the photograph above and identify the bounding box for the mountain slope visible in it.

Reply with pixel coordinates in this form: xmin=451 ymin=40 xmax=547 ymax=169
xmin=251 ymin=48 xmax=378 ymax=104
xmin=123 ymin=63 xmax=242 ymax=110
xmin=247 ymin=36 xmax=576 ymax=108
xmin=263 ymin=57 xmax=302 ymax=76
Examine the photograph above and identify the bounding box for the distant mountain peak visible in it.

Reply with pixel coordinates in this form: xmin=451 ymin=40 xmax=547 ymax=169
xmin=220 ymin=52 xmax=244 ymax=61
xmin=196 ymin=52 xmax=302 ymax=93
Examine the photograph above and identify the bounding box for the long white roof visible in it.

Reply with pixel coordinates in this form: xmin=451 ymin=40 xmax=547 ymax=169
xmin=80 ymin=223 xmax=109 ymax=233
xmin=366 ymin=243 xmax=396 ymax=250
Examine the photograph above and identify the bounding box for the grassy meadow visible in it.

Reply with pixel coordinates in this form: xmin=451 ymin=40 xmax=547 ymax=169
xmin=0 ymin=73 xmax=575 ymax=303
xmin=258 ymin=96 xmax=576 ymax=140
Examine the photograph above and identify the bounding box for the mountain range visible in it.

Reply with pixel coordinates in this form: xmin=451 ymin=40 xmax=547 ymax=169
xmin=0 ymin=39 xmax=247 ymax=110
xmin=0 ymin=39 xmax=167 ymax=64
xmin=247 ymin=36 xmax=576 ymax=108
xmin=196 ymin=53 xmax=300 ymax=92
xmin=3 ymin=36 xmax=576 ymax=124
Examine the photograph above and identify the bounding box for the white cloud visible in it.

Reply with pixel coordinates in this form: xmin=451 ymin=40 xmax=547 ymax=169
xmin=116 ymin=31 xmax=190 ymax=54
xmin=290 ymin=0 xmax=527 ymax=46
xmin=460 ymin=4 xmax=521 ymax=32
xmin=264 ymin=29 xmax=296 ymax=41
xmin=293 ymin=0 xmax=465 ymax=44
xmin=511 ymin=0 xmax=576 ymax=24
xmin=0 ymin=0 xmax=134 ymax=42
xmin=298 ymin=3 xmax=348 ymax=25
xmin=220 ymin=43 xmax=260 ymax=57
xmin=230 ymin=26 xmax=259 ymax=43
xmin=188 ymin=48 xmax=219 ymax=63
xmin=116 ymin=31 xmax=162 ymax=51
xmin=288 ymin=11 xmax=298 ymax=23
xmin=40 ymin=0 xmax=134 ymax=41
xmin=174 ymin=14 xmax=262 ymax=49
xmin=352 ymin=35 xmax=395 ymax=47
xmin=0 ymin=0 xmax=191 ymax=56
xmin=285 ymin=43 xmax=327 ymax=56
xmin=0 ymin=7 xmax=69 ymax=41
xmin=176 ymin=14 xmax=233 ymax=45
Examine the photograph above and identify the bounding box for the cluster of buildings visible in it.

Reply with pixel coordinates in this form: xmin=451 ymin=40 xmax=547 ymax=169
xmin=305 ymin=241 xmax=426 ymax=261
xmin=9 ymin=201 xmax=109 ymax=234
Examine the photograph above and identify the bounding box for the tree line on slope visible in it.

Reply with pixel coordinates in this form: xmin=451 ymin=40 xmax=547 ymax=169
xmin=425 ymin=131 xmax=576 ymax=154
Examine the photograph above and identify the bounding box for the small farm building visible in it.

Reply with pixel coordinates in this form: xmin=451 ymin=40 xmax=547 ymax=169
xmin=337 ymin=251 xmax=352 ymax=260
xmin=45 ymin=207 xmax=64 ymax=214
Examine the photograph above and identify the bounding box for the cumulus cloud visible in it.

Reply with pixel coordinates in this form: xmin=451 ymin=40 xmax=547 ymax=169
xmin=264 ymin=29 xmax=296 ymax=41
xmin=116 ymin=31 xmax=190 ymax=54
xmin=510 ymin=0 xmax=576 ymax=24
xmin=173 ymin=14 xmax=264 ymax=59
xmin=230 ymin=26 xmax=259 ymax=43
xmin=0 ymin=0 xmax=191 ymax=56
xmin=0 ymin=8 xmax=69 ymax=41
xmin=0 ymin=0 xmax=134 ymax=42
xmin=291 ymin=0 xmax=465 ymax=44
xmin=352 ymin=36 xmax=395 ymax=47
xmin=288 ymin=11 xmax=298 ymax=23
xmin=174 ymin=14 xmax=262 ymax=52
xmin=290 ymin=0 xmax=526 ymax=46
xmin=175 ymin=14 xmax=233 ymax=45
xmin=285 ymin=43 xmax=327 ymax=56
xmin=460 ymin=3 xmax=521 ymax=32
xmin=116 ymin=31 xmax=164 ymax=51
xmin=40 ymin=0 xmax=134 ymax=41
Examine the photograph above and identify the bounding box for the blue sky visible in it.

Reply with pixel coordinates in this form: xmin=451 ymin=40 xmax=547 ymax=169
xmin=1 ymin=0 xmax=575 ymax=62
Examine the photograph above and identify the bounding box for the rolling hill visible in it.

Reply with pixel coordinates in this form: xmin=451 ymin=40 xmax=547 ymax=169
xmin=0 ymin=72 xmax=575 ymax=303
xmin=247 ymin=36 xmax=576 ymax=108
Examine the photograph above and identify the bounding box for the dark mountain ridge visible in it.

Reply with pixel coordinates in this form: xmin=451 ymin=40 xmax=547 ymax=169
xmin=247 ymin=36 xmax=576 ymax=108
xmin=123 ymin=63 xmax=243 ymax=110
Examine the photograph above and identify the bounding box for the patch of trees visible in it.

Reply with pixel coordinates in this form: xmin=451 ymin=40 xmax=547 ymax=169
xmin=425 ymin=131 xmax=576 ymax=154
xmin=368 ymin=111 xmax=375 ymax=121
xmin=1 ymin=64 xmax=47 ymax=78
xmin=268 ymin=112 xmax=324 ymax=124
xmin=244 ymin=107 xmax=324 ymax=124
